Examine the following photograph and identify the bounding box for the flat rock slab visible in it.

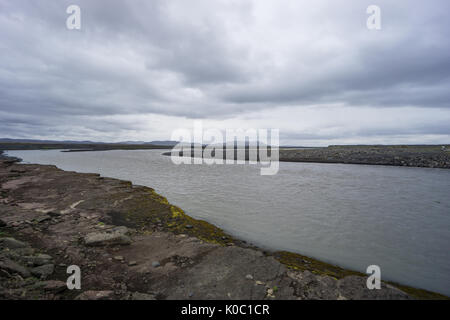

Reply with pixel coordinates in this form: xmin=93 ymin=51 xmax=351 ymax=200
xmin=0 ymin=237 xmax=28 ymax=249
xmin=76 ymin=290 xmax=114 ymax=300
xmin=31 ymin=264 xmax=54 ymax=279
xmin=84 ymin=227 xmax=132 ymax=246
xmin=0 ymin=258 xmax=31 ymax=277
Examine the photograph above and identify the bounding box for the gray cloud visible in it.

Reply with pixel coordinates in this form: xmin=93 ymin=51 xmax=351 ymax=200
xmin=0 ymin=0 xmax=449 ymax=144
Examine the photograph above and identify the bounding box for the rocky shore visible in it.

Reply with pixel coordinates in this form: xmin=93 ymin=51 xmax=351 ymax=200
xmin=0 ymin=152 xmax=446 ymax=300
xmin=164 ymin=145 xmax=450 ymax=169
xmin=280 ymin=145 xmax=450 ymax=168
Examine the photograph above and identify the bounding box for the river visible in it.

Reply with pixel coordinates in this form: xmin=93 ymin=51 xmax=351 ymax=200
xmin=7 ymin=149 xmax=450 ymax=295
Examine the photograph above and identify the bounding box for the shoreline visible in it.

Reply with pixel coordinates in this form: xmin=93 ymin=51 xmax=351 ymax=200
xmin=0 ymin=151 xmax=447 ymax=300
xmin=162 ymin=144 xmax=450 ymax=169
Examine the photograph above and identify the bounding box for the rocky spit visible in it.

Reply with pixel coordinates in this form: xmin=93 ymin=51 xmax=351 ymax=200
xmin=0 ymin=154 xmax=446 ymax=300
xmin=279 ymin=145 xmax=450 ymax=168
xmin=164 ymin=145 xmax=450 ymax=169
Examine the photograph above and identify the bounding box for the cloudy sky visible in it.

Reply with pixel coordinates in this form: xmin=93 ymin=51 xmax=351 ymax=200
xmin=1 ymin=0 xmax=449 ymax=146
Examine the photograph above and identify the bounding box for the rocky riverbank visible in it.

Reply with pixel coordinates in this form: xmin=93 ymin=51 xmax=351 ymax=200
xmin=164 ymin=145 xmax=450 ymax=169
xmin=279 ymin=145 xmax=450 ymax=168
xmin=0 ymin=153 xmax=446 ymax=300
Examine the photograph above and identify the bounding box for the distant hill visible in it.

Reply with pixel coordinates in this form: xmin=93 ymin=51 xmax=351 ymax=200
xmin=0 ymin=138 xmax=102 ymax=144
xmin=0 ymin=138 xmax=179 ymax=146
xmin=145 ymin=140 xmax=179 ymax=146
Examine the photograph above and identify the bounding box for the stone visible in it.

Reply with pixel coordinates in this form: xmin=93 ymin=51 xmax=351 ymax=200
xmin=266 ymin=288 xmax=275 ymax=298
xmin=113 ymin=256 xmax=124 ymax=261
xmin=35 ymin=215 xmax=51 ymax=223
xmin=0 ymin=218 xmax=6 ymax=227
xmin=0 ymin=237 xmax=28 ymax=249
xmin=245 ymin=274 xmax=253 ymax=280
xmin=128 ymin=260 xmax=137 ymax=266
xmin=47 ymin=211 xmax=61 ymax=217
xmin=75 ymin=290 xmax=114 ymax=300
xmin=42 ymin=280 xmax=67 ymax=293
xmin=11 ymin=247 xmax=35 ymax=256
xmin=130 ymin=292 xmax=156 ymax=300
xmin=0 ymin=258 xmax=31 ymax=277
xmin=152 ymin=261 xmax=160 ymax=268
xmin=112 ymin=226 xmax=129 ymax=234
xmin=31 ymin=264 xmax=54 ymax=279
xmin=185 ymin=225 xmax=193 ymax=229
xmin=84 ymin=228 xmax=131 ymax=246
xmin=25 ymin=254 xmax=53 ymax=266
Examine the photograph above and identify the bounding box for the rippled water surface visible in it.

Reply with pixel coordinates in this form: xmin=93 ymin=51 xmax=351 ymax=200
xmin=7 ymin=149 xmax=450 ymax=295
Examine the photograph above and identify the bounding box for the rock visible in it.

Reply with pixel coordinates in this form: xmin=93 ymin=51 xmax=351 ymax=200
xmin=112 ymin=226 xmax=129 ymax=234
xmin=152 ymin=261 xmax=160 ymax=268
xmin=10 ymin=247 xmax=35 ymax=256
xmin=128 ymin=260 xmax=137 ymax=266
xmin=41 ymin=280 xmax=67 ymax=293
xmin=113 ymin=256 xmax=124 ymax=261
xmin=130 ymin=292 xmax=156 ymax=300
xmin=245 ymin=274 xmax=253 ymax=280
xmin=25 ymin=254 xmax=53 ymax=266
xmin=31 ymin=264 xmax=54 ymax=279
xmin=84 ymin=227 xmax=131 ymax=247
xmin=0 ymin=258 xmax=31 ymax=277
xmin=0 ymin=237 xmax=28 ymax=249
xmin=35 ymin=215 xmax=51 ymax=223
xmin=0 ymin=218 xmax=6 ymax=227
xmin=47 ymin=211 xmax=61 ymax=217
xmin=185 ymin=225 xmax=193 ymax=229
xmin=75 ymin=290 xmax=114 ymax=300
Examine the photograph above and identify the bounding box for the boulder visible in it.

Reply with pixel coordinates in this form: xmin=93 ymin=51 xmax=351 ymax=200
xmin=31 ymin=264 xmax=54 ymax=279
xmin=25 ymin=253 xmax=53 ymax=266
xmin=35 ymin=215 xmax=51 ymax=223
xmin=0 ymin=237 xmax=28 ymax=249
xmin=152 ymin=261 xmax=160 ymax=268
xmin=84 ymin=227 xmax=131 ymax=246
xmin=130 ymin=292 xmax=156 ymax=300
xmin=42 ymin=280 xmax=67 ymax=293
xmin=0 ymin=258 xmax=31 ymax=277
xmin=75 ymin=290 xmax=114 ymax=300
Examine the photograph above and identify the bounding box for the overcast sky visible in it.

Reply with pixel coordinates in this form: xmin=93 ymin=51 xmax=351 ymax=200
xmin=1 ymin=0 xmax=449 ymax=146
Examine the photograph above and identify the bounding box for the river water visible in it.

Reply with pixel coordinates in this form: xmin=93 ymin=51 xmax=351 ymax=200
xmin=6 ymin=149 xmax=450 ymax=295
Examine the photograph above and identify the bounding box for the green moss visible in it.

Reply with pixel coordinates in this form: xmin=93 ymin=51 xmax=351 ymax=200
xmin=105 ymin=187 xmax=232 ymax=246
xmin=274 ymin=251 xmax=449 ymax=300
xmin=99 ymin=181 xmax=449 ymax=300
xmin=385 ymin=282 xmax=449 ymax=300
xmin=274 ymin=251 xmax=364 ymax=279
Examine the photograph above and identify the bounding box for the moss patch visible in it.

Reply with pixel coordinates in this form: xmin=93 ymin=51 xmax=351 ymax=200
xmin=274 ymin=251 xmax=364 ymax=279
xmin=105 ymin=187 xmax=233 ymax=246
xmin=274 ymin=251 xmax=449 ymax=300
